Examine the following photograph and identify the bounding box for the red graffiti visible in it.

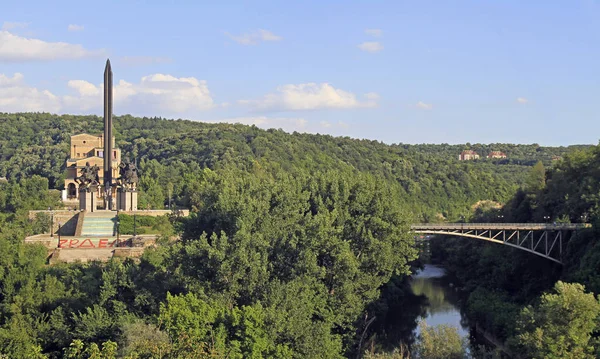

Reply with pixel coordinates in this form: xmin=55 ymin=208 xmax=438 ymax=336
xmin=58 ymin=238 xmax=117 ymax=248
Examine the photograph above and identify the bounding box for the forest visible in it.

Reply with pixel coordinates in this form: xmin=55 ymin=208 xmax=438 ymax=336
xmin=0 ymin=112 xmax=599 ymax=358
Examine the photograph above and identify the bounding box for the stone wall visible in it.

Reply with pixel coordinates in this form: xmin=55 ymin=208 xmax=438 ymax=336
xmin=25 ymin=234 xmax=159 ymax=249
xmin=28 ymin=210 xmax=81 ymax=236
xmin=118 ymin=209 xmax=190 ymax=217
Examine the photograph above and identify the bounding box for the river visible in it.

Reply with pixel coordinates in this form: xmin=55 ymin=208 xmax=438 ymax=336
xmin=409 ymin=264 xmax=471 ymax=343
xmin=407 ymin=264 xmax=506 ymax=356
xmin=369 ymin=263 xmax=499 ymax=355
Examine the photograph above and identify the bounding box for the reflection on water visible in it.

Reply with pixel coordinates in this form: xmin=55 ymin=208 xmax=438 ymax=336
xmin=410 ymin=265 xmax=470 ymax=339
xmin=368 ymin=264 xmax=472 ymax=353
xmin=368 ymin=264 xmax=500 ymax=356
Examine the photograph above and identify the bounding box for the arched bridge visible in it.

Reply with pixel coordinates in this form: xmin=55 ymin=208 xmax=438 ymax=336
xmin=410 ymin=223 xmax=591 ymax=264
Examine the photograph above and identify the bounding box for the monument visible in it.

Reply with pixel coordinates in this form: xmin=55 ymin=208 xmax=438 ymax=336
xmin=63 ymin=59 xmax=139 ymax=212
xmin=116 ymin=160 xmax=139 ymax=211
xmin=104 ymin=60 xmax=114 ymax=210
xmin=75 ymin=162 xmax=100 ymax=211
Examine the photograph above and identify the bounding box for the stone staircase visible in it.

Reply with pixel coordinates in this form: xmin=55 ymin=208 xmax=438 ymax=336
xmin=80 ymin=211 xmax=116 ymax=237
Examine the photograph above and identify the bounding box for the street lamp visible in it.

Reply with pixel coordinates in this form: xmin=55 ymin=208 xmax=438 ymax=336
xmin=581 ymin=214 xmax=589 ymax=223
xmin=133 ymin=214 xmax=137 ymax=237
xmin=48 ymin=207 xmax=54 ymax=237
xmin=116 ymin=219 xmax=120 ymax=247
xmin=58 ymin=222 xmax=62 ymax=243
xmin=543 ymin=215 xmax=551 ymax=223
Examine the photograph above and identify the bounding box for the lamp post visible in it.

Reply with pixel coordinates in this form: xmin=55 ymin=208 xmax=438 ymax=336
xmin=58 ymin=222 xmax=62 ymax=243
xmin=581 ymin=214 xmax=589 ymax=223
xmin=116 ymin=220 xmax=120 ymax=247
xmin=543 ymin=215 xmax=551 ymax=223
xmin=133 ymin=214 xmax=137 ymax=237
xmin=49 ymin=207 xmax=54 ymax=237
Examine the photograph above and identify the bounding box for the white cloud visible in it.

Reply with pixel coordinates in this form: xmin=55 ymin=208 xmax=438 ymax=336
xmin=64 ymin=73 xmax=215 ymax=113
xmin=226 ymin=29 xmax=282 ymax=45
xmin=0 ymin=30 xmax=106 ymax=62
xmin=517 ymin=97 xmax=528 ymax=104
xmin=2 ymin=22 xmax=29 ymax=31
xmin=415 ymin=101 xmax=433 ymax=110
xmin=0 ymin=72 xmax=214 ymax=115
xmin=240 ymin=83 xmax=378 ymax=111
xmin=67 ymin=24 xmax=84 ymax=32
xmin=119 ymin=56 xmax=173 ymax=66
xmin=68 ymin=80 xmax=100 ymax=96
xmin=358 ymin=41 xmax=383 ymax=53
xmin=365 ymin=28 xmax=382 ymax=37
xmin=0 ymin=73 xmax=61 ymax=112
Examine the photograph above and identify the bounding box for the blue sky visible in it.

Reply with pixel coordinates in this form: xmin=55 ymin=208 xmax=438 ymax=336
xmin=1 ymin=0 xmax=599 ymax=145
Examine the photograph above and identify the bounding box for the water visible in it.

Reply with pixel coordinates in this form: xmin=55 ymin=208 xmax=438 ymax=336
xmin=409 ymin=264 xmax=470 ymax=339
xmin=368 ymin=264 xmax=504 ymax=356
xmin=367 ymin=263 xmax=478 ymax=352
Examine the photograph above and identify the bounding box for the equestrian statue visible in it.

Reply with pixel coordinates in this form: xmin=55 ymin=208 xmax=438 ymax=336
xmin=75 ymin=162 xmax=100 ymax=189
xmin=117 ymin=161 xmax=139 ymax=190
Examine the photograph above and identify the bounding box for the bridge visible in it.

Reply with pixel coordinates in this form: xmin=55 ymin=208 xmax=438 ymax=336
xmin=410 ymin=223 xmax=591 ymax=264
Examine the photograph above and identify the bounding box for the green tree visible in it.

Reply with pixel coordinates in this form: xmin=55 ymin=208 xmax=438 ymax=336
xmin=525 ymin=161 xmax=546 ymax=193
xmin=63 ymin=339 xmax=117 ymax=359
xmin=413 ymin=322 xmax=466 ymax=359
xmin=516 ymin=281 xmax=600 ymax=359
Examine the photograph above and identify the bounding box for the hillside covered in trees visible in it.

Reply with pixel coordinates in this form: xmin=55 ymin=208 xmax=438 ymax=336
xmin=432 ymin=144 xmax=600 ymax=358
xmin=0 ymin=112 xmax=584 ymax=221
xmin=0 ymin=112 xmax=598 ymax=358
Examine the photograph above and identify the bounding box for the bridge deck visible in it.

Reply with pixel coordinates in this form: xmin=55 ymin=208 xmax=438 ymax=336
xmin=411 ymin=223 xmax=590 ymax=231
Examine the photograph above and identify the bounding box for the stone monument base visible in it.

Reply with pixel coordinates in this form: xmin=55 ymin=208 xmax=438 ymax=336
xmin=117 ymin=188 xmax=138 ymax=211
xmin=79 ymin=187 xmax=96 ymax=212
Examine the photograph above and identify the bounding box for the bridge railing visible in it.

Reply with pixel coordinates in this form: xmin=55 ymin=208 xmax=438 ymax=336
xmin=411 ymin=223 xmax=591 ymax=231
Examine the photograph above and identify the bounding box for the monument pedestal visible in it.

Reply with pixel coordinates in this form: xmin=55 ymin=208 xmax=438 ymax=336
xmin=117 ymin=188 xmax=138 ymax=211
xmin=79 ymin=187 xmax=96 ymax=212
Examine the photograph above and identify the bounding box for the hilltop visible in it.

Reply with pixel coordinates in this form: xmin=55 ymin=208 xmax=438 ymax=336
xmin=0 ymin=112 xmax=588 ymax=221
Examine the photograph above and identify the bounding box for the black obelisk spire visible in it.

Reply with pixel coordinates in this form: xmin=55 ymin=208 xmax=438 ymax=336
xmin=103 ymin=59 xmax=113 ymax=209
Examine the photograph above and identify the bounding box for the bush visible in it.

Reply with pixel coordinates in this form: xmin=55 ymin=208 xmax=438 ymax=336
xmin=413 ymin=322 xmax=466 ymax=359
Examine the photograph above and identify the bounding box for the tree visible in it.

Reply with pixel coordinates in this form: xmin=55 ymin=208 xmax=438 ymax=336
xmin=525 ymin=161 xmax=545 ymax=193
xmin=63 ymin=339 xmax=117 ymax=359
xmin=413 ymin=322 xmax=466 ymax=359
xmin=516 ymin=281 xmax=600 ymax=359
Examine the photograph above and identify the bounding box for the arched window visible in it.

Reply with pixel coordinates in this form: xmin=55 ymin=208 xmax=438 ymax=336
xmin=68 ymin=183 xmax=77 ymax=199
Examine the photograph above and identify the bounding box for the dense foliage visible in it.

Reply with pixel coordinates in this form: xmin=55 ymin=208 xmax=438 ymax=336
xmin=0 ymin=112 xmax=583 ymax=220
xmin=432 ymin=144 xmax=600 ymax=355
xmin=0 ymin=158 xmax=419 ymax=357
xmin=0 ymin=112 xmax=597 ymax=357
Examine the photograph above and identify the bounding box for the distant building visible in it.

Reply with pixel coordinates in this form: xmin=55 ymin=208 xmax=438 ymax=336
xmin=552 ymin=155 xmax=563 ymax=162
xmin=63 ymin=134 xmax=121 ymax=201
xmin=487 ymin=151 xmax=507 ymax=159
xmin=459 ymin=150 xmax=480 ymax=161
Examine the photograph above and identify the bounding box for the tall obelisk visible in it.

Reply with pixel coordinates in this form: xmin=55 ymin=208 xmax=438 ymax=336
xmin=103 ymin=59 xmax=113 ymax=210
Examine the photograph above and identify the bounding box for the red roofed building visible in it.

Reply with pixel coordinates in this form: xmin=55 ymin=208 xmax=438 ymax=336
xmin=487 ymin=151 xmax=507 ymax=159
xmin=459 ymin=150 xmax=480 ymax=161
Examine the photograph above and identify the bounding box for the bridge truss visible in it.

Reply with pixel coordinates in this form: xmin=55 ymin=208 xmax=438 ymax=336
xmin=410 ymin=223 xmax=590 ymax=264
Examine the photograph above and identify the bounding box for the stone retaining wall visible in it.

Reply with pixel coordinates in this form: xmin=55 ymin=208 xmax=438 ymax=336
xmin=29 ymin=210 xmax=80 ymax=236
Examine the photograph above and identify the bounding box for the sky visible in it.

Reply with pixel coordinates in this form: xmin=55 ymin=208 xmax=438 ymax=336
xmin=1 ymin=0 xmax=599 ymax=146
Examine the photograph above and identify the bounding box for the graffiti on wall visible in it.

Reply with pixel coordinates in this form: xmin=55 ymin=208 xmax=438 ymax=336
xmin=58 ymin=238 xmax=118 ymax=248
